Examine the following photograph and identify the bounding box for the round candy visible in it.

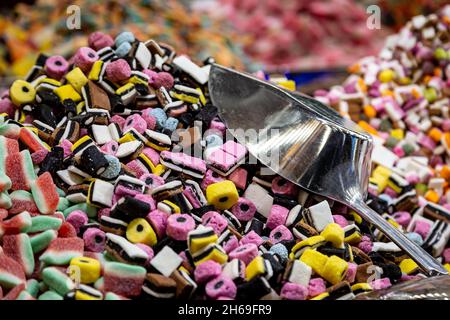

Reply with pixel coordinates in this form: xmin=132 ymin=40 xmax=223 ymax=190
xmin=88 ymin=31 xmax=114 ymax=50
xmin=194 ymin=260 xmax=222 ymax=284
xmin=66 ymin=210 xmax=88 ymax=234
xmin=269 ymin=225 xmax=293 ymax=244
xmin=126 ymin=218 xmax=157 ymax=246
xmin=10 ymin=80 xmax=36 ymax=106
xmin=228 ymin=243 xmax=259 ymax=265
xmin=166 ymin=214 xmax=196 ymax=241
xmin=74 ymin=47 xmax=99 ymax=73
xmin=280 ymin=282 xmax=308 ymax=300
xmin=83 ymin=228 xmax=106 ymax=252
xmin=106 ymin=59 xmax=131 ymax=83
xmin=231 ymin=197 xmax=256 ymax=221
xmin=45 ymin=55 xmax=69 ymax=80
xmin=205 ymin=275 xmax=236 ymax=299
xmin=202 ymin=211 xmax=228 ymax=235
xmin=69 ymin=257 xmax=101 ymax=284
xmin=206 ymin=180 xmax=239 ymax=210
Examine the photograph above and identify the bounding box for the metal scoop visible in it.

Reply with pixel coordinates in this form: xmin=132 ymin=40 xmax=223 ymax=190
xmin=208 ymin=64 xmax=448 ymax=276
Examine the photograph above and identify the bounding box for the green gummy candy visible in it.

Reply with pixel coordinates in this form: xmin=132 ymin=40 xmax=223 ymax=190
xmin=30 ymin=230 xmax=58 ymax=254
xmin=105 ymin=262 xmax=146 ymax=277
xmin=42 ymin=267 xmax=75 ymax=296
xmin=56 ymin=187 xmax=66 ymax=197
xmin=38 ymin=281 xmax=48 ymax=292
xmin=26 ymin=279 xmax=40 ymax=297
xmin=94 ymin=276 xmax=104 ymax=290
xmin=38 ymin=290 xmax=63 ymax=300
xmin=63 ymin=203 xmax=97 ymax=218
xmin=16 ymin=290 xmax=35 ymax=300
xmin=0 ymin=191 xmax=12 ymax=209
xmin=27 ymin=216 xmax=62 ymax=233
xmin=104 ymin=292 xmax=125 ymax=300
xmin=57 ymin=197 xmax=70 ymax=211
xmin=17 ymin=233 xmax=35 ymax=277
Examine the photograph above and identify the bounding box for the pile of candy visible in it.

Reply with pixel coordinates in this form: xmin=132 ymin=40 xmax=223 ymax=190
xmin=0 ymin=0 xmax=252 ymax=80
xmin=194 ymin=0 xmax=388 ymax=72
xmin=0 ymin=23 xmax=448 ymax=301
xmin=314 ymin=6 xmax=450 ymax=280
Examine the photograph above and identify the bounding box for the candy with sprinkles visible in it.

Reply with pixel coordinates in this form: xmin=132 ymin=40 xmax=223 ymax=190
xmin=39 ymin=237 xmax=84 ymax=265
xmin=0 ymin=253 xmax=26 ymax=289
xmin=31 ymin=172 xmax=59 ymax=214
xmin=2 ymin=234 xmax=35 ymax=277
xmin=103 ymin=262 xmax=145 ymax=297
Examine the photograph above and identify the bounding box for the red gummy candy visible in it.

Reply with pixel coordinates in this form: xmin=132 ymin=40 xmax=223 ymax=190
xmin=33 ymin=172 xmax=59 ymax=214
xmin=9 ymin=196 xmax=39 ymax=215
xmin=2 ymin=283 xmax=26 ymax=300
xmin=58 ymin=221 xmax=78 ymax=238
xmin=5 ymin=153 xmax=28 ymax=191
xmin=0 ymin=208 xmax=8 ymax=221
xmin=46 ymin=237 xmax=84 ymax=253
xmin=0 ymin=254 xmax=26 ymax=288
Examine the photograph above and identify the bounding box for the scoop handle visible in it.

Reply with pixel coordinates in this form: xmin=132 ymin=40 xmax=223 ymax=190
xmin=352 ymin=199 xmax=448 ymax=276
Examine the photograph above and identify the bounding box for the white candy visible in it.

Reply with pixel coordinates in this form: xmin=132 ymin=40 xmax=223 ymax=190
xmin=244 ymin=183 xmax=273 ymax=218
xmin=173 ymin=55 xmax=208 ymax=85
xmin=135 ymin=42 xmax=152 ymax=69
xmin=150 ymin=246 xmax=183 ymax=277
xmin=92 ymin=124 xmax=112 ymax=145
xmin=305 ymin=200 xmax=333 ymax=232
xmin=288 ymin=260 xmax=312 ymax=287
xmin=106 ymin=233 xmax=149 ymax=260
xmin=90 ymin=179 xmax=114 ymax=207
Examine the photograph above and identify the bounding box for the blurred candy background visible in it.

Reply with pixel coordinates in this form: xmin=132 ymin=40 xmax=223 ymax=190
xmin=0 ymin=0 xmax=448 ymax=91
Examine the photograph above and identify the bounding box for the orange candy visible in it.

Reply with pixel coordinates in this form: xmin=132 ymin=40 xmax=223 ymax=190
xmin=424 ymin=189 xmax=439 ymax=203
xmin=363 ymin=105 xmax=376 ymax=118
xmin=428 ymin=127 xmax=442 ymax=143
xmin=358 ymin=121 xmax=378 ymax=136
xmin=440 ymin=166 xmax=450 ymax=181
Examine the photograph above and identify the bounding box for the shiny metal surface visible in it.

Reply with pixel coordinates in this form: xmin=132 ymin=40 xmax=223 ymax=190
xmin=209 ymin=64 xmax=448 ymax=276
xmin=354 ymin=275 xmax=450 ymax=300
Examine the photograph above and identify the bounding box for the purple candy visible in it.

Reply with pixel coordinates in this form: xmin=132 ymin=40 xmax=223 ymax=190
xmin=100 ymin=141 xmax=119 ymax=156
xmin=123 ymin=114 xmax=147 ymax=134
xmin=308 ymin=278 xmax=326 ymax=298
xmin=88 ymin=31 xmax=114 ymax=50
xmin=106 ymin=59 xmax=131 ymax=83
xmin=202 ymin=211 xmax=228 ymax=235
xmin=74 ymin=47 xmax=99 ymax=73
xmin=45 ymin=55 xmax=69 ymax=80
xmin=66 ymin=210 xmax=88 ymax=234
xmin=205 ymin=275 xmax=236 ymax=299
xmin=229 ymin=243 xmax=259 ymax=265
xmin=166 ymin=214 xmax=196 ymax=241
xmin=194 ymin=260 xmax=222 ymax=284
xmin=269 ymin=225 xmax=293 ymax=244
xmin=240 ymin=230 xmax=264 ymax=247
xmin=83 ymin=227 xmax=106 ymax=252
xmin=280 ymin=282 xmax=308 ymax=300
xmin=231 ymin=197 xmax=256 ymax=222
xmin=147 ymin=209 xmax=169 ymax=239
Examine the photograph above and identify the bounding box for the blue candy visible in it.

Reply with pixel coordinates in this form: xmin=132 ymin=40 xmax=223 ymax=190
xmin=270 ymin=243 xmax=288 ymax=263
xmin=115 ymin=42 xmax=132 ymax=58
xmin=149 ymin=108 xmax=167 ymax=129
xmin=406 ymin=232 xmax=423 ymax=246
xmin=100 ymin=155 xmax=121 ymax=180
xmin=163 ymin=117 xmax=179 ymax=133
xmin=114 ymin=31 xmax=135 ymax=47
